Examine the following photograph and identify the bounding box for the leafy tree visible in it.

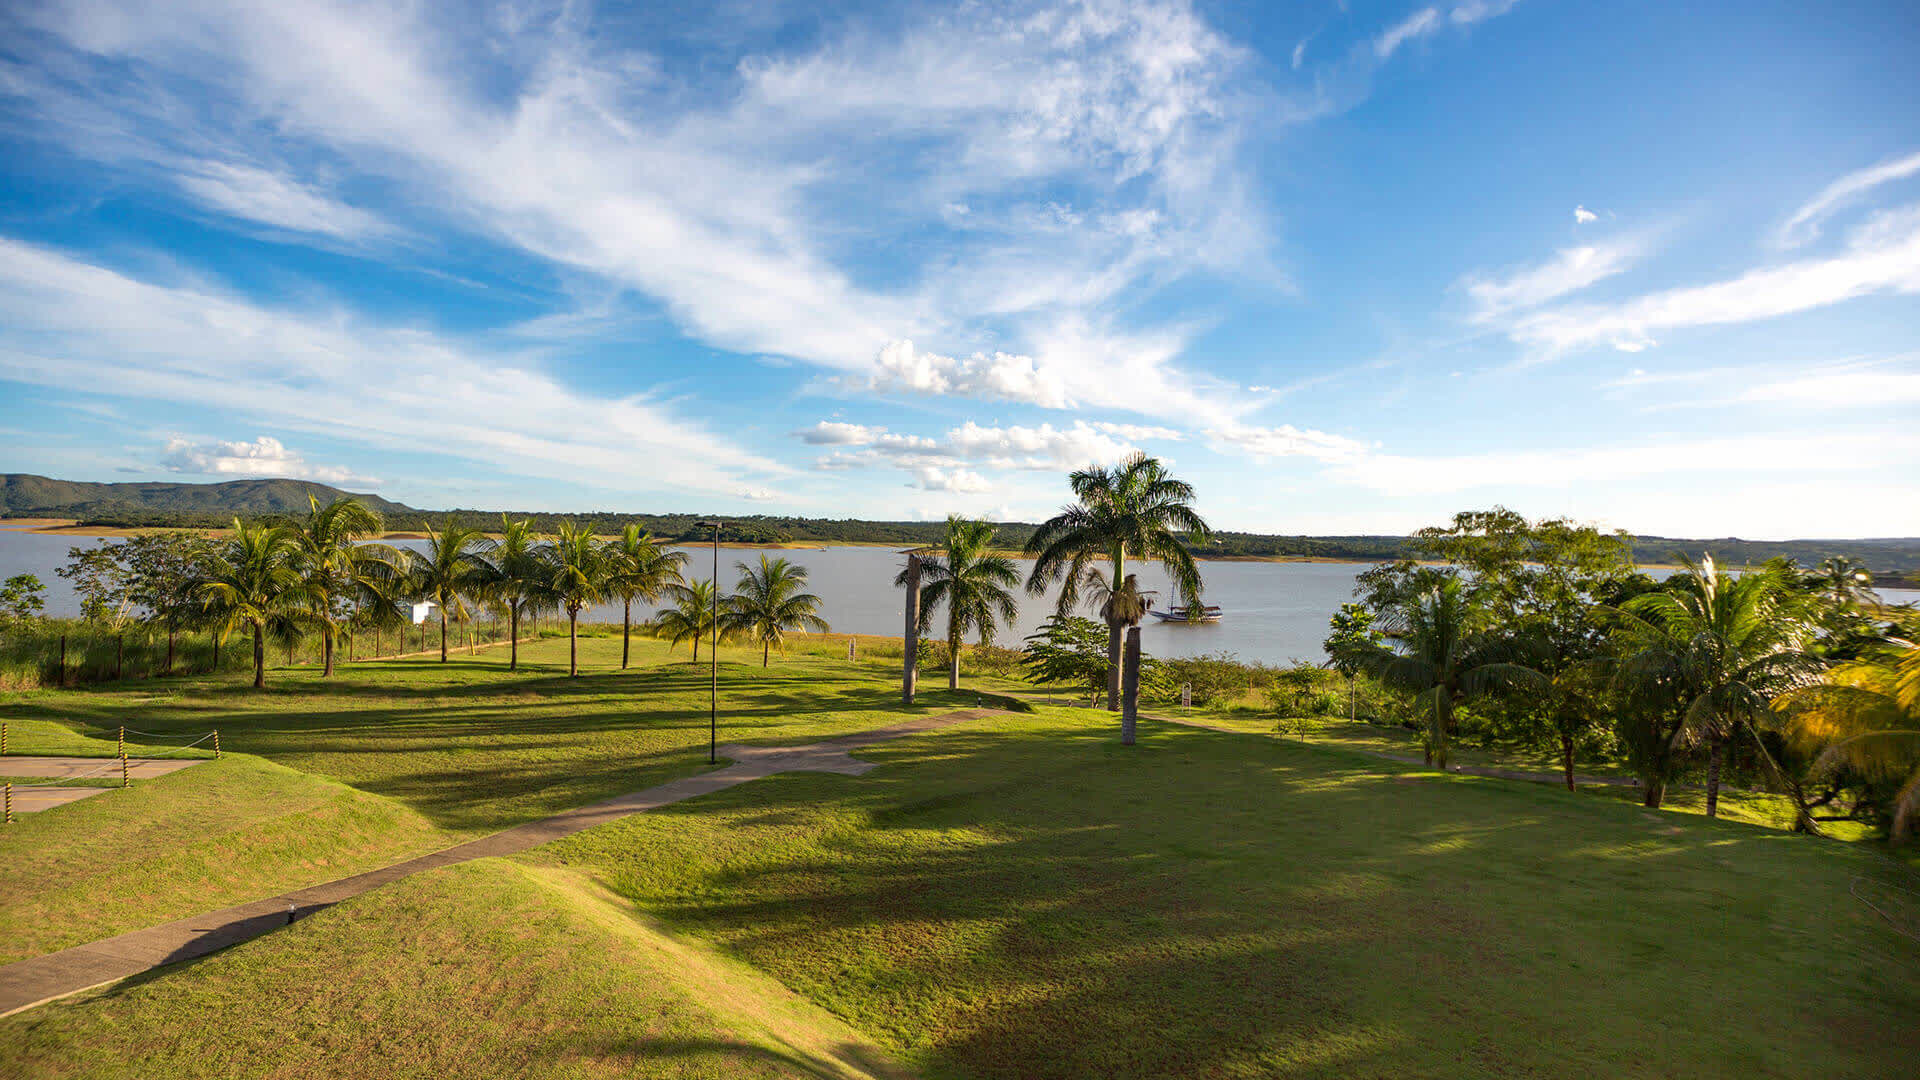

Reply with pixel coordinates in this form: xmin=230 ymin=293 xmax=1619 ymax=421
xmin=198 ymin=519 xmax=303 ymax=689
xmin=1026 ymin=453 xmax=1210 ymax=714
xmin=1780 ymin=636 xmax=1920 ymax=842
xmin=289 ymin=496 xmax=385 ymax=676
xmin=723 ymin=555 xmax=830 ymax=667
xmin=408 ymin=519 xmax=487 ymax=663
xmin=655 ymin=579 xmax=724 ymax=662
xmin=1611 ymin=554 xmax=1823 ymax=818
xmin=120 ymin=533 xmax=218 ymax=675
xmin=894 ymin=516 xmax=1020 ymax=690
xmin=0 ymin=573 xmax=47 ymax=629
xmin=1021 ymin=615 xmax=1112 ymax=705
xmin=604 ymin=524 xmax=687 ymax=669
xmin=1350 ymin=577 xmax=1543 ymax=768
xmin=1323 ymin=603 xmax=1381 ymax=720
xmin=58 ymin=540 xmax=134 ymax=627
xmin=548 ymin=520 xmax=609 ymax=677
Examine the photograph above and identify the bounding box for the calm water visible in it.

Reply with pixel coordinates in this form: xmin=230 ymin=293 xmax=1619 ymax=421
xmin=7 ymin=530 xmax=1916 ymax=666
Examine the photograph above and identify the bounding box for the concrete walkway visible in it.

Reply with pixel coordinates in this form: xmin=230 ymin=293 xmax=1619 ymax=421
xmin=0 ymin=708 xmax=997 ymax=1019
xmin=1 ymin=757 xmax=205 ymax=780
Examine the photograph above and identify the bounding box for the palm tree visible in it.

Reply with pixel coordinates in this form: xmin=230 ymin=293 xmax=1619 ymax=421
xmin=1354 ymin=577 xmax=1542 ymax=769
xmin=1612 ymin=554 xmax=1822 ymax=818
xmin=655 ymin=579 xmax=722 ymax=663
xmin=289 ymin=495 xmax=385 ymax=677
xmin=1026 ymin=453 xmax=1211 ymax=712
xmin=478 ymin=516 xmax=553 ymax=672
xmin=1782 ymin=637 xmax=1920 ymax=842
xmin=350 ymin=554 xmax=411 ymax=660
xmin=604 ymin=524 xmax=688 ymax=669
xmin=409 ymin=519 xmax=487 ymax=662
xmin=548 ymin=520 xmax=608 ymax=677
xmin=723 ymin=555 xmax=830 ymax=667
xmin=198 ymin=518 xmax=303 ymax=689
xmin=893 ymin=517 xmax=1020 ymax=690
xmin=1809 ymin=556 xmax=1879 ymax=610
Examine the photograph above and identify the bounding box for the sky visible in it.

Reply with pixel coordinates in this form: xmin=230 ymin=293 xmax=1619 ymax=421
xmin=0 ymin=0 xmax=1916 ymax=540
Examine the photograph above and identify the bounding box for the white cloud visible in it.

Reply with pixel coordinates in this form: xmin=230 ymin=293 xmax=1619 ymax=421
xmin=1089 ymin=421 xmax=1184 ymax=441
xmin=175 ymin=162 xmax=388 ymax=240
xmin=737 ymin=487 xmax=780 ymax=502
xmin=13 ymin=0 xmax=1263 ymax=424
xmin=160 ymin=435 xmax=373 ymax=486
xmin=871 ymin=340 xmax=1072 ymax=409
xmin=1510 ymin=206 xmax=1920 ymax=354
xmin=795 ymin=421 xmax=882 ymax=446
xmin=1573 ymin=205 xmax=1597 ymax=224
xmin=911 ymin=466 xmax=993 ymax=494
xmin=1777 ymin=149 xmax=1920 ymax=248
xmin=1205 ymin=424 xmax=1369 ymax=464
xmin=0 ymin=239 xmax=788 ymax=500
xmin=1735 ymin=369 xmax=1920 ymax=408
xmin=1462 ymin=237 xmax=1646 ymax=321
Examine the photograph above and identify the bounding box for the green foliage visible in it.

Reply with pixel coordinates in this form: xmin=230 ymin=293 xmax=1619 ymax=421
xmin=0 ymin=572 xmax=47 ymax=628
xmin=722 ymin=555 xmax=831 ymax=666
xmin=898 ymin=517 xmax=1022 ymax=688
xmin=1020 ymin=615 xmax=1111 ymax=700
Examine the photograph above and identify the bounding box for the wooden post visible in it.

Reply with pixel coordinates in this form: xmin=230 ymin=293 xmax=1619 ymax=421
xmin=58 ymin=634 xmax=67 ymax=687
xmin=1121 ymin=626 xmax=1142 ymax=747
xmin=901 ymin=553 xmax=921 ymax=705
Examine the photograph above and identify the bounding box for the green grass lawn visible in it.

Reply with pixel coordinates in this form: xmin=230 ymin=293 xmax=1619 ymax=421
xmin=530 ymin=709 xmax=1920 ymax=1080
xmin=3 ymin=635 xmax=1916 ymax=1078
xmin=0 ymin=858 xmax=912 ymax=1080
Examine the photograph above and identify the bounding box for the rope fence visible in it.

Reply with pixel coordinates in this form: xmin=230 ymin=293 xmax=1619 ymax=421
xmin=1 ymin=723 xmax=222 ymax=821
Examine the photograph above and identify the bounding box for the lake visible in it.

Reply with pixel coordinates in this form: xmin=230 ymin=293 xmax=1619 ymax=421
xmin=7 ymin=530 xmax=1916 ymax=666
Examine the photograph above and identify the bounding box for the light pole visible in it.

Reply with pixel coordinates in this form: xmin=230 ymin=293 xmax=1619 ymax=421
xmin=696 ymin=520 xmax=724 ymax=764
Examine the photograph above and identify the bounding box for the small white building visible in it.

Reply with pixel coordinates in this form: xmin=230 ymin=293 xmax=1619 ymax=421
xmin=410 ymin=600 xmax=437 ymax=625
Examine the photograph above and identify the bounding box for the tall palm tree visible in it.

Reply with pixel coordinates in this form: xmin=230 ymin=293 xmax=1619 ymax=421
xmin=548 ymin=520 xmax=609 ymax=677
xmin=409 ymin=519 xmax=487 ymax=662
xmin=1782 ymin=637 xmax=1920 ymax=842
xmin=655 ymin=579 xmax=722 ymax=663
xmin=198 ymin=518 xmax=303 ymax=689
xmin=1809 ymin=556 xmax=1879 ymax=611
xmin=604 ymin=524 xmax=688 ymax=669
xmin=351 ymin=553 xmax=412 ymax=660
xmin=1354 ymin=577 xmax=1542 ymax=769
xmin=1026 ymin=453 xmax=1211 ymax=712
xmin=893 ymin=517 xmax=1020 ymax=690
xmin=290 ymin=495 xmax=385 ymax=677
xmin=1612 ymin=554 xmax=1822 ymax=818
xmin=723 ymin=555 xmax=830 ymax=667
xmin=478 ymin=516 xmax=553 ymax=672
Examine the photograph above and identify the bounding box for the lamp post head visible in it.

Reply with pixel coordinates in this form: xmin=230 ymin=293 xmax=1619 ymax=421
xmin=695 ymin=520 xmax=725 ymax=530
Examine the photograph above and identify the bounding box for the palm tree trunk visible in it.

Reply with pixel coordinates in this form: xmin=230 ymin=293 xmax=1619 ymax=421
xmin=569 ymin=608 xmax=579 ymax=677
xmin=439 ymin=605 xmax=449 ymax=662
xmin=1430 ymin=688 xmax=1453 ymax=769
xmin=1106 ymin=546 xmax=1125 ymax=711
xmin=1348 ymin=674 xmax=1355 ymax=721
xmin=622 ymin=599 xmax=632 ymax=669
xmin=763 ymin=640 xmax=770 ymax=667
xmin=212 ymin=632 xmax=220 ymax=671
xmin=1562 ymin=734 xmax=1575 ymax=792
xmin=1705 ymin=737 xmax=1723 ymax=818
xmin=251 ymin=622 xmax=265 ymax=689
xmin=1121 ymin=626 xmax=1141 ymax=745
xmin=692 ymin=627 xmax=700 ymax=665
xmin=949 ymin=621 xmax=961 ymax=691
xmin=509 ymin=605 xmax=520 ymax=671
xmin=323 ymin=628 xmax=334 ymax=676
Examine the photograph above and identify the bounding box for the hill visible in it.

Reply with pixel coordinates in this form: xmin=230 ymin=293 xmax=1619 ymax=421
xmin=0 ymin=473 xmax=414 ymax=518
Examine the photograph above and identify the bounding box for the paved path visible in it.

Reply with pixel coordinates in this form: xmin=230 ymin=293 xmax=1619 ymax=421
xmin=1 ymin=757 xmax=205 ymax=780
xmin=6 ymin=787 xmax=112 ymax=813
xmin=0 ymin=708 xmax=997 ymax=1019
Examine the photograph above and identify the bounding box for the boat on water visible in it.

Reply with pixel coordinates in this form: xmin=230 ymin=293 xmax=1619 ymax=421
xmin=1150 ymin=605 xmax=1222 ymax=624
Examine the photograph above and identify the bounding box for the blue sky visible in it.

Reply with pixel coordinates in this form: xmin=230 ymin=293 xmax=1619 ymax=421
xmin=1 ymin=0 xmax=1916 ymax=538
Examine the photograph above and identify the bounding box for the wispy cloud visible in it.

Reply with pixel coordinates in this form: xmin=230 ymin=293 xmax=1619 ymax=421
xmin=174 ymin=162 xmax=389 ymax=241
xmin=1510 ymin=206 xmax=1920 ymax=353
xmin=1205 ymin=424 xmax=1368 ymax=464
xmin=1461 ymin=236 xmax=1648 ymax=321
xmin=1777 ymin=149 xmax=1920 ymax=248
xmin=0 ymin=239 xmax=788 ymax=500
xmin=1374 ymin=1 xmax=1521 ymax=60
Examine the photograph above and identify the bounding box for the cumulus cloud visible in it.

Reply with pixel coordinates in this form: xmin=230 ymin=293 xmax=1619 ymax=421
xmin=1777 ymin=149 xmax=1920 ymax=248
xmin=160 ymin=435 xmax=373 ymax=485
xmin=737 ymin=487 xmax=780 ymax=502
xmin=871 ymin=341 xmax=1073 ymax=409
xmin=911 ymin=466 xmax=993 ymax=494
xmin=795 ymin=421 xmax=882 ymax=446
xmin=1574 ymin=205 xmax=1597 ymax=224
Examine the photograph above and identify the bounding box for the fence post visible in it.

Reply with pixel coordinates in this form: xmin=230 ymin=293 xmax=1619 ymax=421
xmin=118 ymin=725 xmax=125 ymax=760
xmin=1 ymin=721 xmax=8 ymax=756
xmin=213 ymin=730 xmax=222 ymax=759
xmin=120 ymin=750 xmax=129 ymax=790
xmin=4 ymin=781 xmax=11 ymax=824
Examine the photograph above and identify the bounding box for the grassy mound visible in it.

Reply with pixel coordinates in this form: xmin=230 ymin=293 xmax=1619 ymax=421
xmin=0 ymin=754 xmax=446 ymax=964
xmin=0 ymin=859 xmax=914 ymax=1080
xmin=533 ymin=709 xmax=1920 ymax=1080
